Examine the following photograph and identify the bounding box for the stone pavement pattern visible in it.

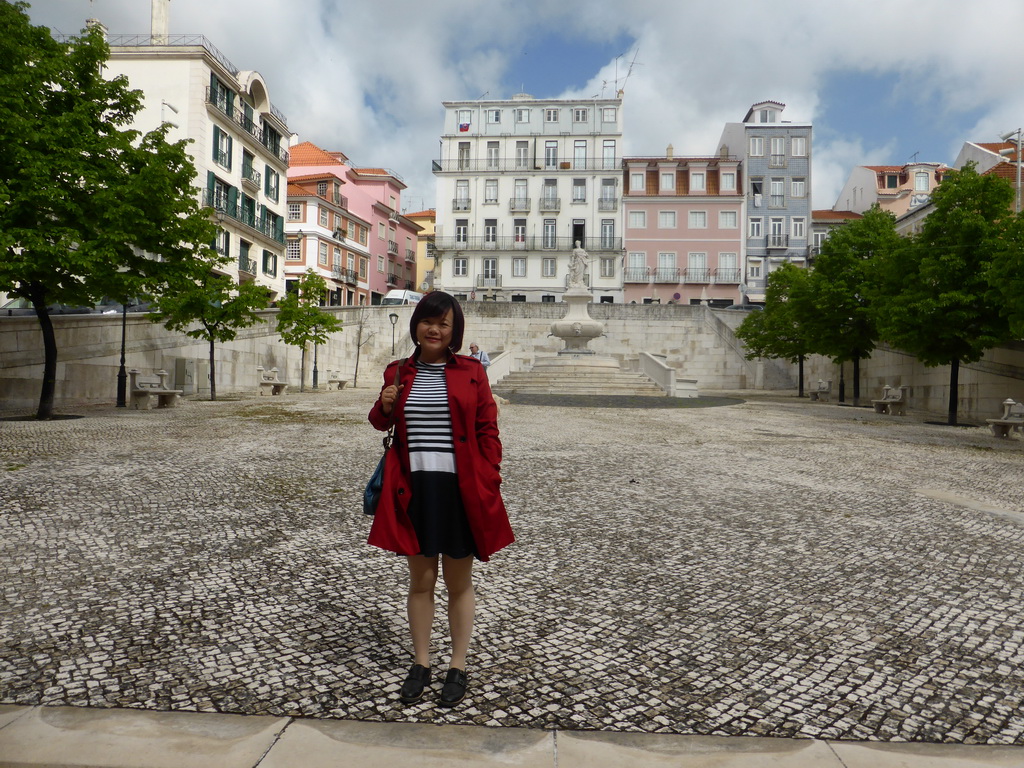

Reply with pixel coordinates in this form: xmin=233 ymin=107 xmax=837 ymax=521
xmin=2 ymin=390 xmax=1024 ymax=751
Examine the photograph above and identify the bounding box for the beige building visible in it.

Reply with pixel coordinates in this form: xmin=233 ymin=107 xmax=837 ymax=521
xmin=833 ymin=162 xmax=947 ymax=220
xmin=404 ymin=210 xmax=436 ymax=291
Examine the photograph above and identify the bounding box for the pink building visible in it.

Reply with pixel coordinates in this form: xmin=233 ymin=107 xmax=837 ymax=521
xmin=622 ymin=153 xmax=744 ymax=305
xmin=288 ymin=142 xmax=420 ymax=304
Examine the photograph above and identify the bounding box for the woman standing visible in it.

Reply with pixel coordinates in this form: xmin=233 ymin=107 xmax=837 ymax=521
xmin=367 ymin=291 xmax=514 ymax=707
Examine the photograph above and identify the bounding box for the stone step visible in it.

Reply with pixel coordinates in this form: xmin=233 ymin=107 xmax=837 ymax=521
xmin=493 ymin=370 xmax=666 ymax=397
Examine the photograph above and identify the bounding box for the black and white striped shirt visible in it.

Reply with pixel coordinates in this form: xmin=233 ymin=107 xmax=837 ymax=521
xmin=405 ymin=361 xmax=456 ymax=473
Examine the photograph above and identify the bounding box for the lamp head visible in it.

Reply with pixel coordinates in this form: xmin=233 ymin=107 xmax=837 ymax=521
xmin=1000 ymin=129 xmax=1020 ymax=142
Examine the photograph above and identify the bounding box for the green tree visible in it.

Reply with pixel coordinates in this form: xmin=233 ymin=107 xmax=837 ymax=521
xmin=154 ymin=274 xmax=270 ymax=401
xmin=872 ymin=163 xmax=1014 ymax=425
xmin=735 ymin=263 xmax=815 ymax=396
xmin=275 ymin=270 xmax=343 ymax=391
xmin=803 ymin=206 xmax=901 ymax=405
xmin=986 ymin=211 xmax=1024 ymax=338
xmin=0 ymin=4 xmax=218 ymax=419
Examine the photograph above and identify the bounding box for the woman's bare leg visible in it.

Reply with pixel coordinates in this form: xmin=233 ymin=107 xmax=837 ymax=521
xmin=441 ymin=554 xmax=475 ymax=669
xmin=406 ymin=555 xmax=439 ymax=667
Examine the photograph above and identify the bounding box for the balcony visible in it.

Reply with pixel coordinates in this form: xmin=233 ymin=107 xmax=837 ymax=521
xmin=509 ymin=197 xmax=531 ymax=213
xmin=766 ymin=234 xmax=789 ymax=249
xmin=332 ymin=266 xmax=358 ymax=285
xmin=387 ymin=240 xmax=399 ymax=255
xmin=453 ymin=198 xmax=471 ymax=212
xmin=387 ymin=272 xmax=400 ymax=286
xmin=654 ymin=268 xmax=680 ymax=283
xmin=475 ymin=274 xmax=503 ymax=289
xmin=432 ymin=235 xmax=622 ymax=253
xmin=713 ymin=268 xmax=741 ymax=284
xmin=598 ymin=198 xmax=618 ymax=211
xmin=241 ymin=165 xmax=261 ymax=190
xmin=433 ymin=157 xmax=621 ymax=173
xmin=538 ymin=197 xmax=561 ymax=212
xmin=238 ymin=254 xmax=257 ymax=276
xmin=624 ymin=267 xmax=650 ymax=283
xmin=406 ymin=248 xmax=416 ymax=261
xmin=683 ymin=268 xmax=710 ymax=284
xmin=201 ymin=189 xmax=285 ymax=244
xmin=769 ymin=154 xmax=786 ymax=168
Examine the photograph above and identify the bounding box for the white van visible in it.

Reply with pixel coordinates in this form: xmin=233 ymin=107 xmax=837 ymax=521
xmin=381 ymin=289 xmax=423 ymax=306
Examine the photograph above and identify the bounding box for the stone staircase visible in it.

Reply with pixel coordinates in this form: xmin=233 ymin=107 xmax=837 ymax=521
xmin=492 ymin=354 xmax=667 ymax=397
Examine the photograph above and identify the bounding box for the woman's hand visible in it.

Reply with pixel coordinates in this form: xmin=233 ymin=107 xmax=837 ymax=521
xmin=380 ymin=383 xmax=403 ymax=415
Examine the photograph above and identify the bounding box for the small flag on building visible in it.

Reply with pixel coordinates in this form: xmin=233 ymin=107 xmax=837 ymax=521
xmin=459 ymin=123 xmax=470 ymax=132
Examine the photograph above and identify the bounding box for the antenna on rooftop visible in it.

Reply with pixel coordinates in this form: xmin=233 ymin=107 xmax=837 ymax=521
xmin=476 ymin=91 xmax=489 ymax=100
xmin=909 ymin=151 xmax=920 ymax=163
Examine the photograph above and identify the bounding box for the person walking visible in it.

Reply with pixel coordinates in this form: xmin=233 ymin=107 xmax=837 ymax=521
xmin=368 ymin=291 xmax=514 ymax=707
xmin=468 ymin=342 xmax=490 ymax=369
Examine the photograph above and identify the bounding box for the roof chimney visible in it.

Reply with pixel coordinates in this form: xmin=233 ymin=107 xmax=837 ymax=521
xmin=85 ymin=18 xmax=108 ymax=40
xmin=151 ymin=0 xmax=170 ymax=44
xmin=666 ymin=143 xmax=674 ymax=160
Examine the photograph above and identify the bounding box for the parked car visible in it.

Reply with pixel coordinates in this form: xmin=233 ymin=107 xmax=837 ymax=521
xmin=380 ymin=289 xmax=423 ymax=306
xmin=1 ymin=298 xmax=92 ymax=316
xmin=92 ymin=298 xmax=154 ymax=315
xmin=722 ymin=304 xmax=763 ymax=311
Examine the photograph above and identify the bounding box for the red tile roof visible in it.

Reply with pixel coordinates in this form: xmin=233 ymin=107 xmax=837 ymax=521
xmin=404 ymin=210 xmax=436 ymax=219
xmin=289 ymin=141 xmax=344 ymax=167
xmin=814 ymin=210 xmax=862 ymax=220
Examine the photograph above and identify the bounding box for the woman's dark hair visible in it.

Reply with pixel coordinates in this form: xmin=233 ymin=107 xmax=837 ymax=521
xmin=409 ymin=291 xmax=465 ymax=353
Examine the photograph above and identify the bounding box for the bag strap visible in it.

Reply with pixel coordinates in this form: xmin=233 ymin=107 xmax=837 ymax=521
xmin=382 ymin=358 xmax=406 ymax=450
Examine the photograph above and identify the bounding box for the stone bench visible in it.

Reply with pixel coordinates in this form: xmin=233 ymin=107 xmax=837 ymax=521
xmin=325 ymin=370 xmax=349 ymax=390
xmin=257 ymin=366 xmax=288 ymax=396
xmin=872 ymin=385 xmax=909 ymax=416
xmin=809 ymin=379 xmax=832 ymax=402
xmin=986 ymin=398 xmax=1024 ymax=438
xmin=128 ymin=369 xmax=182 ymax=410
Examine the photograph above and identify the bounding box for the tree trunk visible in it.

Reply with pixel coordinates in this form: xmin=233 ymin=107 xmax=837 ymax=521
xmin=35 ymin=304 xmax=58 ymax=420
xmin=797 ymin=356 xmax=805 ymax=397
xmin=838 ymin=363 xmax=845 ymax=403
xmin=947 ymin=358 xmax=959 ymax=426
xmin=209 ymin=339 xmax=217 ymax=401
xmin=300 ymin=345 xmax=307 ymax=392
xmin=852 ymin=358 xmax=861 ymax=407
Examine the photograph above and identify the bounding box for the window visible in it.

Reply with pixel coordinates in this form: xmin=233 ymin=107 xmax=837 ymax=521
xmin=455 ymin=179 xmax=469 ymax=210
xmin=457 ymin=141 xmax=470 ymax=170
xmin=749 ymin=264 xmax=761 ymax=278
xmin=317 ymin=181 xmax=328 ymax=196
xmin=483 ymin=257 xmax=497 ymax=279
xmin=791 ymin=178 xmax=806 ymax=198
xmin=628 ymin=210 xmax=647 ymax=228
xmin=719 ymin=210 xmax=738 ymax=228
xmin=358 ymin=225 xmax=367 ymax=245
xmin=770 ymin=137 xmax=785 ymax=166
xmin=513 ymin=257 xmax=526 ymax=277
xmin=657 ymin=252 xmax=677 ymax=281
xmin=378 ymin=222 xmax=386 ymax=239
xmin=718 ymin=253 xmax=738 ymax=282
xmin=319 ymin=242 xmax=329 ymax=265
xmin=486 ymin=141 xmax=499 ymax=169
xmin=543 ymin=219 xmax=557 ymax=248
xmin=215 ymin=229 xmax=230 ymax=256
xmin=454 ymin=258 xmax=468 ymax=277
xmin=690 ymin=172 xmax=705 ymax=191
xmin=287 ymin=239 xmax=301 ymax=260
xmin=348 ymin=220 xmax=356 ymax=240
xmin=320 ymin=207 xmax=329 ymax=227
xmin=359 ymin=257 xmax=368 ymax=278
xmin=770 ymin=179 xmax=784 ymax=207
xmin=721 ymin=171 xmax=736 ymax=191
xmin=688 ymin=211 xmax=707 ymax=229
xmin=265 ymin=167 xmax=279 ymax=202
xmin=455 ymin=219 xmax=468 ymax=244
xmin=601 ymin=177 xmax=617 ymax=200
xmin=486 ymin=109 xmax=501 ymax=124
xmin=545 ymin=108 xmax=559 ymax=122
xmin=288 ymin=202 xmax=302 ymax=221
xmin=791 ymin=136 xmax=807 ymax=157
xmin=769 ymin=218 xmax=785 ymax=246
xmin=513 ymin=179 xmax=528 ymax=207
xmin=573 ymin=108 xmax=588 ymax=122
xmin=377 ymin=254 xmax=385 ymax=272
xmin=213 ymin=125 xmax=232 ymax=169
xmin=630 ymin=172 xmax=645 ymax=192
xmin=515 ymin=141 xmax=529 ymax=169
xmin=602 ymin=107 xmax=616 ymax=123
xmin=572 ymin=178 xmax=586 ymax=203
xmin=457 ymin=109 xmax=472 ymax=127
xmin=484 ymin=179 xmax=498 ymax=204
xmin=513 ymin=219 xmax=526 ymax=243
xmin=915 ymin=171 xmax=929 ymax=191
xmin=749 ymin=218 xmax=763 ymax=237
xmin=544 ymin=141 xmax=558 ymax=169
xmin=661 ymin=172 xmax=675 ymax=192
xmin=658 ymin=211 xmax=677 ymax=228
xmin=603 ymin=140 xmax=616 ymax=169
xmin=573 ymin=140 xmax=586 ymax=169
xmin=541 ymin=294 xmax=556 ymax=303
xmin=687 ymin=252 xmax=707 ymax=281
xmin=792 ymin=217 xmax=806 ymax=239
xmin=263 ymin=250 xmax=277 ymax=277
xmin=514 ymin=108 xmax=529 ymax=123
xmin=749 ymin=136 xmax=764 ymax=157
xmin=600 ymin=257 xmax=615 ymax=278
xmin=484 ymin=219 xmax=497 ymax=245
xmin=542 ymin=180 xmax=558 ymax=203
xmin=542 ymin=258 xmax=556 ymax=277
xmin=600 ymin=219 xmax=615 ymax=248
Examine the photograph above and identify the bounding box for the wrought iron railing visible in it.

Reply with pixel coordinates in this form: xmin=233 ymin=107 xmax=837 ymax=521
xmin=432 ymin=158 xmax=621 ymax=173
xmin=624 ymin=267 xmax=650 ymax=282
xmin=713 ymin=268 xmax=741 ymax=283
xmin=684 ymin=268 xmax=710 ymax=284
xmin=476 ymin=274 xmax=503 ymax=289
xmin=654 ymin=268 xmax=680 ymax=283
xmin=433 ymin=235 xmax=621 ymax=252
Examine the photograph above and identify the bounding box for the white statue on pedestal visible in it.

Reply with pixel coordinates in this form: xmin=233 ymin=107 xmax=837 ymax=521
xmin=568 ymin=241 xmax=590 ymax=289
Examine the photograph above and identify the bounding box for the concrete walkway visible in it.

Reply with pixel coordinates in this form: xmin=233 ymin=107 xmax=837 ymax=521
xmin=2 ymin=389 xmax=1024 ymax=766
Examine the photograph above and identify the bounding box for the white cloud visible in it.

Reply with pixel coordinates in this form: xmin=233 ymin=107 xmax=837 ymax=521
xmin=27 ymin=0 xmax=1024 ymax=212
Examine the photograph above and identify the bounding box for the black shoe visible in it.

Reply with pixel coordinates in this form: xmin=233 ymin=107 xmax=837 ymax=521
xmin=438 ymin=667 xmax=467 ymax=707
xmin=399 ymin=664 xmax=431 ymax=704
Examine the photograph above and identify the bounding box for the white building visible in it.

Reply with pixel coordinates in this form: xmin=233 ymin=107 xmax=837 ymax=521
xmin=97 ymin=0 xmax=290 ymax=300
xmin=432 ymin=94 xmax=624 ymax=303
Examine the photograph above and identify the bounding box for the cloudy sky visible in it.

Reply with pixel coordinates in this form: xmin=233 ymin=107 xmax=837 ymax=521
xmin=27 ymin=0 xmax=1024 ymax=212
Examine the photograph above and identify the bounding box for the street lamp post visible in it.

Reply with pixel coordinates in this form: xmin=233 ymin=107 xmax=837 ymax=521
xmin=115 ymin=301 xmax=129 ymax=407
xmin=389 ymin=312 xmax=399 ymax=355
xmin=312 ymin=341 xmax=319 ymax=390
xmin=1000 ymin=128 xmax=1022 ymax=214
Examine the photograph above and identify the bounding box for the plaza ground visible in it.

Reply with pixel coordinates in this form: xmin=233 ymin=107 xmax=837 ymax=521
xmin=1 ymin=388 xmax=1023 ymax=766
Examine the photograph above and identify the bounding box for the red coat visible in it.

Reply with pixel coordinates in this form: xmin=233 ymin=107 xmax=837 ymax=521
xmin=367 ymin=354 xmax=514 ymax=561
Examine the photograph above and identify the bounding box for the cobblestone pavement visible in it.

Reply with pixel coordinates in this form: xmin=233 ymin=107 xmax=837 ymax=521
xmin=2 ymin=390 xmax=1024 ymax=744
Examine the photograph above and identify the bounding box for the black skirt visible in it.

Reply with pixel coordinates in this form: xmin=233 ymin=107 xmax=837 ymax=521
xmin=407 ymin=471 xmax=478 ymax=560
